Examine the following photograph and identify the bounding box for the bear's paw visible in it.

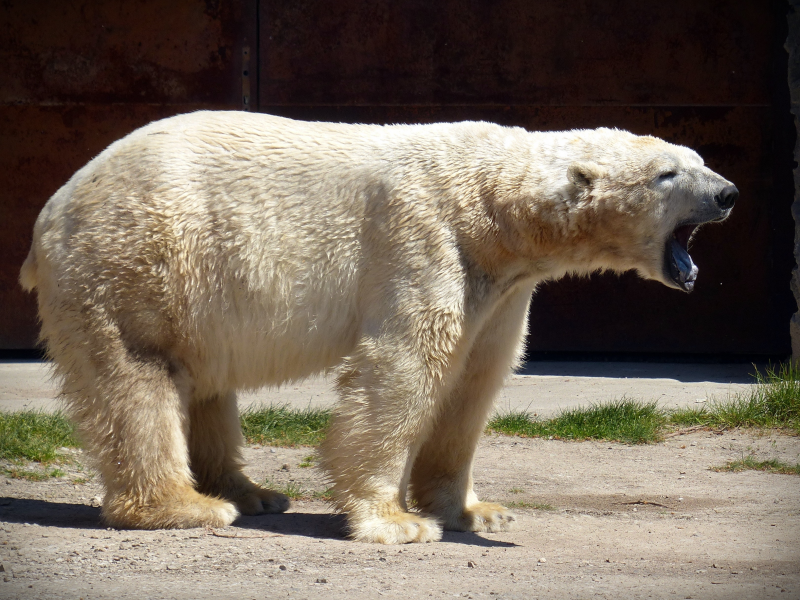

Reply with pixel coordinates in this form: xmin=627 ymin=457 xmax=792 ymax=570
xmin=454 ymin=502 xmax=516 ymax=533
xmin=103 ymin=487 xmax=240 ymax=530
xmin=349 ymin=511 xmax=443 ymax=544
xmin=234 ymin=487 xmax=291 ymax=516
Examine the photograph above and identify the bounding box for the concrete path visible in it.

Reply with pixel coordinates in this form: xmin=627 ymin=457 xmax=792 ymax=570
xmin=0 ymin=360 xmax=756 ymax=416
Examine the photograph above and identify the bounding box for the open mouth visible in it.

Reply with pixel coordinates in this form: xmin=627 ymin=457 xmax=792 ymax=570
xmin=665 ymin=224 xmax=699 ymax=292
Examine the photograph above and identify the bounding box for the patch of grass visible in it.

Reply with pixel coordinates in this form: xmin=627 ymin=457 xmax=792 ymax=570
xmin=299 ymin=454 xmax=316 ymax=468
xmin=506 ymin=500 xmax=554 ymax=510
xmin=669 ymin=405 xmax=711 ymax=427
xmin=4 ymin=466 xmax=66 ymax=481
xmin=279 ymin=481 xmax=305 ymax=499
xmin=240 ymin=405 xmax=331 ymax=447
xmin=263 ymin=478 xmax=306 ymax=500
xmin=488 ymin=398 xmax=667 ymax=444
xmin=669 ymin=363 xmax=800 ymax=432
xmin=0 ymin=410 xmax=79 ymax=463
xmin=508 ymin=487 xmax=524 ymax=494
xmin=312 ymin=488 xmax=334 ymax=501
xmin=712 ymin=454 xmax=800 ymax=475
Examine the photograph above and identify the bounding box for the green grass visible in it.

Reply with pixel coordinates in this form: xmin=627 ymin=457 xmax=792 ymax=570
xmin=262 ymin=478 xmax=309 ymax=500
xmin=4 ymin=465 xmax=67 ymax=481
xmin=488 ymin=398 xmax=667 ymax=444
xmin=299 ymin=454 xmax=316 ymax=468
xmin=0 ymin=410 xmax=79 ymax=463
xmin=712 ymin=454 xmax=800 ymax=475
xmin=240 ymin=405 xmax=331 ymax=446
xmin=670 ymin=363 xmax=800 ymax=433
xmin=491 ymin=362 xmax=800 ymax=443
xmin=0 ymin=360 xmax=797 ymax=478
xmin=313 ymin=488 xmax=334 ymax=501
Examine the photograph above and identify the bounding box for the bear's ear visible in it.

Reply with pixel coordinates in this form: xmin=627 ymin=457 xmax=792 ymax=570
xmin=567 ymin=161 xmax=605 ymax=189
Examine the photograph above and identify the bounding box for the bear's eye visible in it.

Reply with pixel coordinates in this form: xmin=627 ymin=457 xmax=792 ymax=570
xmin=658 ymin=170 xmax=678 ymax=181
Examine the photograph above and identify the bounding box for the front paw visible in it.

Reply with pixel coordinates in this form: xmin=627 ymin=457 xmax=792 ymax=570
xmin=454 ymin=502 xmax=516 ymax=533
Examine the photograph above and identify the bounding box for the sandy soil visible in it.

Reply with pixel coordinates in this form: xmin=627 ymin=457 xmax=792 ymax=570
xmin=1 ymin=430 xmax=799 ymax=600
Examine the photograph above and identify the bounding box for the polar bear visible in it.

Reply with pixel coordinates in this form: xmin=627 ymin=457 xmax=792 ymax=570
xmin=20 ymin=112 xmax=736 ymax=543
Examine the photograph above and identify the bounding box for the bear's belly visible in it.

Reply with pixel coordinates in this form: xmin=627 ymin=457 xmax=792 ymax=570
xmin=182 ymin=273 xmax=361 ymax=393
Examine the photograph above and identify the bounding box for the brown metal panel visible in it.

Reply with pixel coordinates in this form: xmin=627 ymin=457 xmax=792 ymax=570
xmin=0 ymin=0 xmax=257 ymax=349
xmin=0 ymin=0 xmax=256 ymax=105
xmin=0 ymin=104 xmax=244 ymax=348
xmin=260 ymin=0 xmax=771 ymax=107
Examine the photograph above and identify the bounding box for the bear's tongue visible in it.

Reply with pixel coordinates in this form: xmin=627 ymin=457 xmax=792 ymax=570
xmin=667 ymin=225 xmax=698 ymax=292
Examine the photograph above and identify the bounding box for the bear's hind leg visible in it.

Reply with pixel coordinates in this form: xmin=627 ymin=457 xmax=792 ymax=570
xmin=188 ymin=392 xmax=290 ymax=515
xmin=409 ymin=387 xmax=516 ymax=534
xmin=74 ymin=357 xmax=239 ymax=530
xmin=410 ymin=289 xmax=532 ymax=533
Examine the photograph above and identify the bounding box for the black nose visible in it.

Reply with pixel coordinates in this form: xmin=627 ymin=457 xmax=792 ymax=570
xmin=715 ymin=185 xmax=738 ymax=210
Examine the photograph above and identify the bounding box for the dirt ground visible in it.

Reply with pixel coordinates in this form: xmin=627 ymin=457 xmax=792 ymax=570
xmin=1 ymin=430 xmax=799 ymax=600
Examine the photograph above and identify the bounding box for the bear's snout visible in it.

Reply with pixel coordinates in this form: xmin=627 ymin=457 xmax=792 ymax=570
xmin=714 ymin=184 xmax=738 ymax=210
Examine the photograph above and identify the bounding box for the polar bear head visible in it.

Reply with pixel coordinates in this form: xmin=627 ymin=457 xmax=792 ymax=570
xmin=558 ymin=129 xmax=736 ymax=293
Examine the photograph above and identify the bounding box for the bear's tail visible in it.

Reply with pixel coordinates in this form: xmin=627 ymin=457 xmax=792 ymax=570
xmin=19 ymin=247 xmax=38 ymax=292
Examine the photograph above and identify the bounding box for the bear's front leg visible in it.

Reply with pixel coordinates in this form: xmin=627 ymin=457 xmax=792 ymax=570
xmin=410 ymin=287 xmax=533 ymax=533
xmin=318 ymin=289 xmax=476 ymax=545
xmin=320 ymin=356 xmax=447 ymax=544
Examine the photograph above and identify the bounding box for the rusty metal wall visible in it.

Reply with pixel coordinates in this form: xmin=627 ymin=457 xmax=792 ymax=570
xmin=259 ymin=0 xmax=795 ymax=358
xmin=2 ymin=0 xmax=795 ymax=357
xmin=0 ymin=0 xmax=256 ymax=348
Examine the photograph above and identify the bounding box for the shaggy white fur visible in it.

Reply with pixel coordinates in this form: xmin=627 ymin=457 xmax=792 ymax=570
xmin=20 ymin=112 xmax=734 ymax=542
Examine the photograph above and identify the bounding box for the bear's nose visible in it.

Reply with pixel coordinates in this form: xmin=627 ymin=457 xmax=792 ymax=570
xmin=715 ymin=185 xmax=738 ymax=210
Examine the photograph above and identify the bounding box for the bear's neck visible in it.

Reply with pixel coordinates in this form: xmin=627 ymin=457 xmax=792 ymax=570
xmin=445 ymin=129 xmax=633 ymax=285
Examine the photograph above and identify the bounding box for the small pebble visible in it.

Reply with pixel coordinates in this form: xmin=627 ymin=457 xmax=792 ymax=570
xmin=467 ymin=561 xmax=476 ymax=568
xmin=538 ymin=558 xmax=546 ymax=563
xmin=315 ymin=578 xmax=327 ymax=584
xmin=279 ymin=564 xmax=287 ymax=571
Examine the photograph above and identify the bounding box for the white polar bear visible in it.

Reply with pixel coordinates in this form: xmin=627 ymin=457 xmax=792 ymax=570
xmin=20 ymin=112 xmax=736 ymax=543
